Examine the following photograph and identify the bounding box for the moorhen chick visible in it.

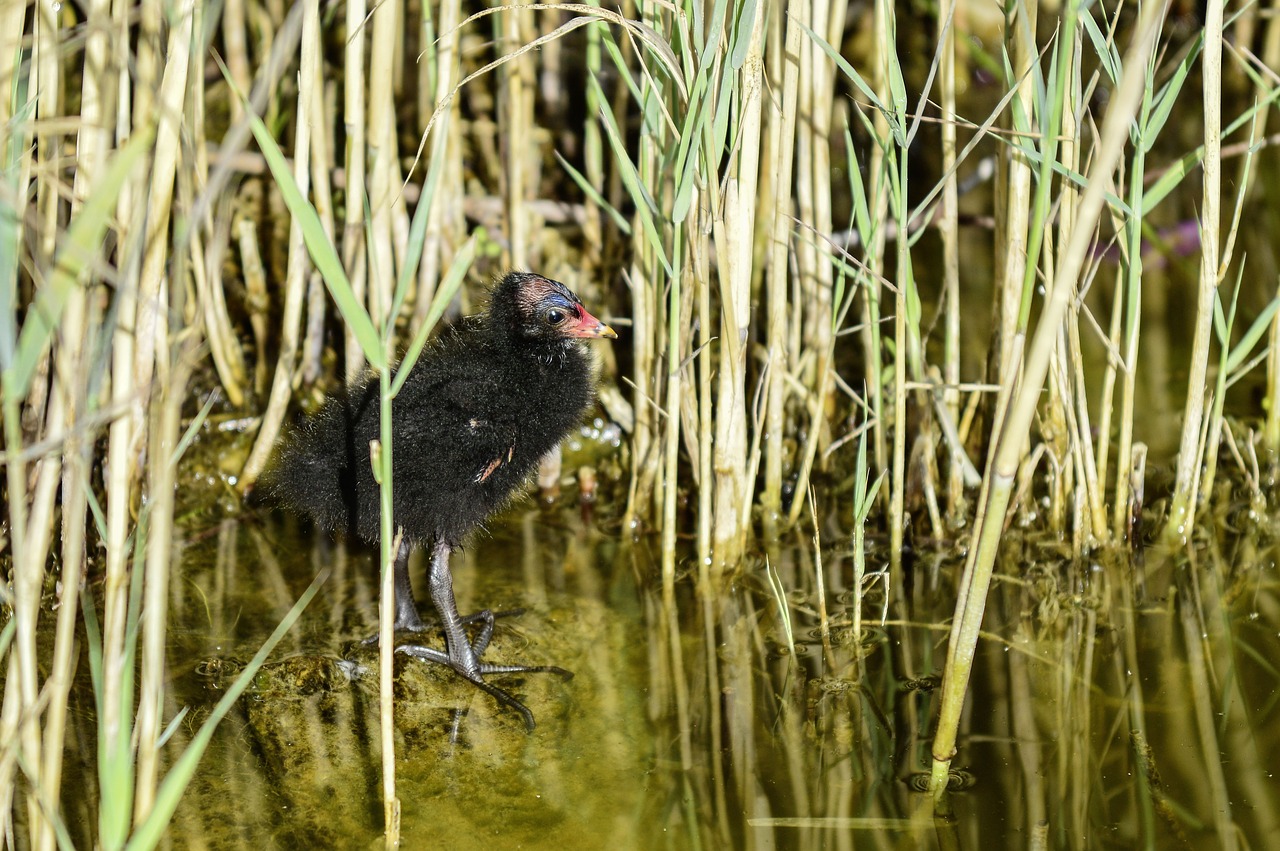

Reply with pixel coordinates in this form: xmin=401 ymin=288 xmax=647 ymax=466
xmin=265 ymin=272 xmax=616 ymax=728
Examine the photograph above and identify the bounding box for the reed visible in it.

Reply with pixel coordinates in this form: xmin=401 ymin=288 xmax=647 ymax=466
xmin=2 ymin=0 xmax=1278 ymax=843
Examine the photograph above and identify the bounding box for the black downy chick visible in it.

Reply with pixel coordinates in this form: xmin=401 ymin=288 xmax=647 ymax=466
xmin=265 ymin=272 xmax=616 ymax=728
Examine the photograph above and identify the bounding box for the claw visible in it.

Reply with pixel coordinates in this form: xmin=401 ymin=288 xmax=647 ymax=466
xmin=396 ymin=638 xmax=571 ymax=731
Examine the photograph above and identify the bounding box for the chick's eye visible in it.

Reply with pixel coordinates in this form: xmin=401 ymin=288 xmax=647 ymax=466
xmin=546 ymin=309 xmax=566 ymax=325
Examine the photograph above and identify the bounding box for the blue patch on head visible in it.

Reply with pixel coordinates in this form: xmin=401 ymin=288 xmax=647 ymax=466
xmin=542 ymin=291 xmax=578 ymax=310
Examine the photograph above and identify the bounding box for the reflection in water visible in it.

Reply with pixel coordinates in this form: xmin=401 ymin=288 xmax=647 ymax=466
xmin=40 ymin=491 xmax=1280 ymax=849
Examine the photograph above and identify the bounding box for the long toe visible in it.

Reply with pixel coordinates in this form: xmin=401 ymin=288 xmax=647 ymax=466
xmin=467 ymin=678 xmax=537 ymax=731
xmin=479 ymin=663 xmax=574 ymax=681
xmin=396 ymin=643 xmax=557 ymax=730
xmin=396 ymin=644 xmax=451 ymax=666
xmin=458 ymin=608 xmax=525 ymax=625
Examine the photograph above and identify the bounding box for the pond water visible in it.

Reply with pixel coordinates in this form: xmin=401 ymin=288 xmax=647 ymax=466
xmin=43 ymin=427 xmax=1280 ymax=849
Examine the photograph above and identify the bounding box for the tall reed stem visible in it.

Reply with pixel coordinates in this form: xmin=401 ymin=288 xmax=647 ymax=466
xmin=930 ymin=0 xmax=1164 ymax=798
xmin=1164 ymin=0 xmax=1223 ymax=541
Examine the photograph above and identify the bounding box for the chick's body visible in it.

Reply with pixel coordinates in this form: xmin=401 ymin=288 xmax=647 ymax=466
xmin=263 ymin=273 xmax=614 ymax=730
xmin=283 ymin=318 xmax=595 ymax=547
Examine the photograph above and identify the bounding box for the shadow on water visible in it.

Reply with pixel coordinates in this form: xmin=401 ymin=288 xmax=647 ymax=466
xmin=43 ymin=440 xmax=1280 ymax=849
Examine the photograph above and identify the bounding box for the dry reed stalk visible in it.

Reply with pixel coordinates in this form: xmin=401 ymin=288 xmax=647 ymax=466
xmin=134 ymin=0 xmax=160 ymax=124
xmin=37 ymin=348 xmax=89 ymax=849
xmin=862 ymin=0 xmax=890 ymax=523
xmin=34 ymin=4 xmax=115 ymax=843
xmin=1185 ymin=390 xmax=1214 ymax=527
xmin=1048 ymin=36 xmax=1107 ymax=548
xmin=302 ymin=48 xmax=337 ymax=386
xmin=415 ymin=4 xmax=435 ymax=134
xmin=1058 ymin=62 xmax=1108 ymax=544
xmin=222 ymin=0 xmax=251 ymax=126
xmin=100 ymin=146 xmax=142 ymax=851
xmin=581 ymin=6 xmax=604 ymax=272
xmin=939 ymin=0 xmax=962 ymax=520
xmin=341 ymin=0 xmax=368 ymax=382
xmin=1067 ymin=314 xmax=1108 ymax=543
xmin=0 ymin=5 xmax=22 ymax=123
xmin=993 ymin=1 xmax=1037 ymax=383
xmin=132 ymin=0 xmax=195 ymax=457
xmin=5 ymin=332 xmax=63 ymax=845
xmin=33 ymin=0 xmax=60 ymax=274
xmin=23 ymin=0 xmax=60 ymax=443
xmin=130 ymin=0 xmax=194 ymax=823
xmin=676 ymin=30 xmax=724 ymax=822
xmin=367 ymin=0 xmax=399 ymax=330
xmin=194 ymin=216 xmax=248 ymax=405
xmin=1043 ymin=316 xmax=1072 ymax=537
xmin=694 ymin=206 xmax=713 ymax=568
xmin=413 ymin=0 xmax=463 ymax=330
xmin=190 ymin=49 xmax=248 ymax=407
xmin=0 ymin=7 xmax=30 ymax=839
xmin=1095 ymin=196 xmax=1125 ymax=506
xmin=1193 ymin=139 xmax=1261 ymax=523
xmin=0 ymin=627 xmax=22 ymax=841
xmin=622 ymin=110 xmax=657 ymax=531
xmin=7 ymin=3 xmax=71 ymax=838
xmin=506 ymin=3 xmax=545 ymax=486
xmin=391 ymin=0 xmax=406 ymax=97
xmin=132 ymin=339 xmax=194 ymax=824
xmin=710 ymin=3 xmax=765 ymax=569
xmin=1031 ymin=36 xmax=1080 ymax=541
xmin=12 ymin=327 xmax=91 ymax=839
xmin=504 ymin=1 xmax=535 ymax=269
xmin=784 ymin=0 xmax=846 ymax=530
xmin=1165 ymin=0 xmax=1223 ymax=541
xmin=235 ymin=216 xmax=270 ymax=394
xmin=761 ymin=10 xmax=802 ymax=541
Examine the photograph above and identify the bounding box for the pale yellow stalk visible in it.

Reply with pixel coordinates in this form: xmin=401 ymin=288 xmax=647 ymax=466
xmin=1164 ymin=0 xmax=1223 ymax=541
xmin=761 ymin=7 xmax=802 ymax=539
xmin=939 ymin=0 xmax=962 ymax=517
xmin=711 ymin=1 xmax=766 ymax=569
xmin=366 ymin=0 xmax=399 ymax=329
xmin=342 ymin=0 xmax=367 ymax=381
xmin=36 ymin=0 xmax=116 ymax=842
xmin=132 ymin=0 xmax=195 ymax=453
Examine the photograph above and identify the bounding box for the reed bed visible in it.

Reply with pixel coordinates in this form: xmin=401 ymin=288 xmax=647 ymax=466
xmin=2 ymin=0 xmax=1279 ymax=846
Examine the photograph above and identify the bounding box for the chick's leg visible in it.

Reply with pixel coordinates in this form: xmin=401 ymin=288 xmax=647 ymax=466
xmin=397 ymin=540 xmax=572 ymax=731
xmin=360 ymin=536 xmax=428 ymax=644
xmin=392 ymin=535 xmax=427 ymax=632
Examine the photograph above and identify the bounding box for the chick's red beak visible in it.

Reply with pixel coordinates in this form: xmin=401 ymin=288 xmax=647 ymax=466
xmin=567 ymin=306 xmax=618 ymax=339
